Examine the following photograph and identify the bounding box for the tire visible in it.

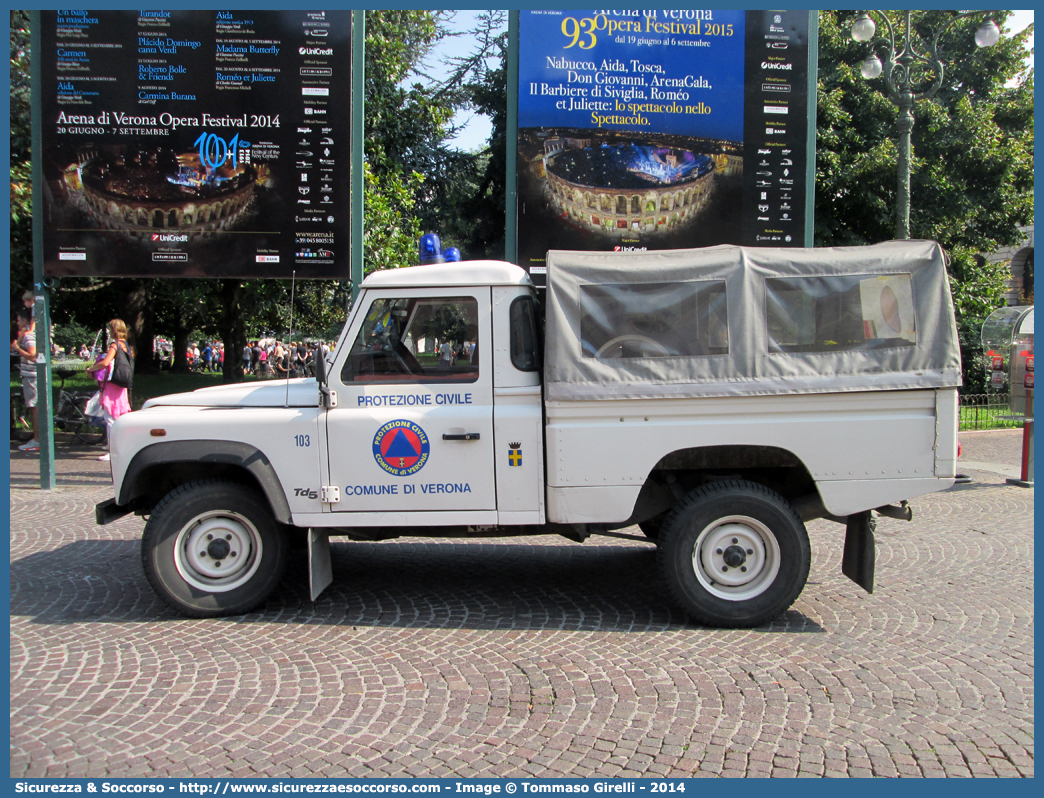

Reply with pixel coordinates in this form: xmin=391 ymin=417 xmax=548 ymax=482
xmin=141 ymin=479 xmax=289 ymax=617
xmin=65 ymin=398 xmax=105 ymax=445
xmin=72 ymin=418 xmax=105 ymax=445
xmin=10 ymin=390 xmax=31 ymax=441
xmin=658 ymin=480 xmax=810 ymax=628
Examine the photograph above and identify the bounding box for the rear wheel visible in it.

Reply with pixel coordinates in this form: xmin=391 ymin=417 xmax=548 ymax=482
xmin=63 ymin=397 xmax=105 ymax=445
xmin=658 ymin=480 xmax=810 ymax=627
xmin=142 ymin=479 xmax=288 ymax=617
xmin=72 ymin=418 xmax=106 ymax=445
xmin=10 ymin=390 xmax=31 ymax=441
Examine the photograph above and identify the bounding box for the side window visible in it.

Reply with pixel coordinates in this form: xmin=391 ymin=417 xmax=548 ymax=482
xmin=766 ymin=274 xmax=916 ymax=353
xmin=340 ymin=296 xmax=480 ymax=383
xmin=579 ymin=281 xmax=728 ymax=359
xmin=509 ymin=296 xmax=542 ymax=372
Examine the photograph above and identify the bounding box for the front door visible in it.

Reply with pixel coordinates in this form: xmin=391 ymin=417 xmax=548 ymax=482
xmin=325 ymin=287 xmax=496 ymax=513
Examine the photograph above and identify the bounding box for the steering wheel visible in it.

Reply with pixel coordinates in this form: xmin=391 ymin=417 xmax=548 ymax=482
xmin=595 ymin=335 xmax=670 ymax=359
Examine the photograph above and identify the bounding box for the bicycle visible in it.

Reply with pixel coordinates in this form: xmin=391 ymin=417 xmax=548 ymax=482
xmin=10 ymin=386 xmax=32 ymax=442
xmin=53 ymin=369 xmax=106 ymax=446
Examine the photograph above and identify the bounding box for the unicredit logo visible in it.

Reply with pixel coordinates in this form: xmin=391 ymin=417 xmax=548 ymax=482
xmin=762 ymin=61 xmax=793 ymax=70
xmin=300 ymin=46 xmax=333 ymax=56
xmin=152 ymin=234 xmax=188 ymax=242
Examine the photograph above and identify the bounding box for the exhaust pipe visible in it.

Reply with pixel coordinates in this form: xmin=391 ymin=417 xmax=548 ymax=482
xmin=874 ymin=500 xmax=912 ymax=521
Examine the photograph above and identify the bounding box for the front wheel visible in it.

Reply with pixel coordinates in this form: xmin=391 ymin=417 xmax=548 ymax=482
xmin=658 ymin=480 xmax=810 ymax=628
xmin=141 ymin=479 xmax=288 ymax=617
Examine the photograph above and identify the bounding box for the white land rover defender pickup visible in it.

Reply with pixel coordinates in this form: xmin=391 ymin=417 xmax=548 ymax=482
xmin=96 ymin=240 xmax=962 ymax=627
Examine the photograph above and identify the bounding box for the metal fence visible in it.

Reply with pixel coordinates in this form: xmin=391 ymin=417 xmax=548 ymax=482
xmin=959 ymin=393 xmax=1024 ymax=431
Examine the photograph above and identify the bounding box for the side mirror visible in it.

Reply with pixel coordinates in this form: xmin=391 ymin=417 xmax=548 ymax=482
xmin=315 ymin=348 xmax=327 ymax=385
xmin=316 ymin=349 xmax=337 ymax=408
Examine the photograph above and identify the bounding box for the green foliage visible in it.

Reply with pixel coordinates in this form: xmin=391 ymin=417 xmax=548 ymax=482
xmin=816 ymin=11 xmax=1034 ymax=388
xmin=364 ymin=11 xmax=507 ymax=261
xmin=816 ymin=11 xmax=1033 ymax=252
xmin=363 ymin=163 xmax=423 ymax=276
xmin=439 ymin=27 xmax=509 ymax=260
xmin=421 ymin=302 xmax=469 ymax=347
xmin=10 ymin=10 xmax=30 ymax=162
xmin=10 ymin=11 xmax=32 ymax=307
xmin=50 ymin=318 xmax=98 ymax=351
xmin=364 ymin=11 xmax=447 ymax=174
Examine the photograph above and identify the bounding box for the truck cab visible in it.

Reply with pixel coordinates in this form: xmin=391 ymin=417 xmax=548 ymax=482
xmin=312 ymin=261 xmax=545 ymax=526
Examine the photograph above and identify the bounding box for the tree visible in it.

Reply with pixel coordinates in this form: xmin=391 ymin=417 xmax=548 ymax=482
xmin=10 ymin=10 xmax=32 ymax=309
xmin=363 ymin=11 xmax=507 ymax=263
xmin=437 ymin=27 xmax=509 ymax=260
xmin=816 ymin=11 xmax=1034 ymax=389
xmin=363 ymin=164 xmax=423 ymax=277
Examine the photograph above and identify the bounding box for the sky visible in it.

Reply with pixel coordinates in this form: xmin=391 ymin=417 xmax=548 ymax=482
xmin=434 ymin=11 xmax=505 ymax=153
xmin=437 ymin=10 xmax=1033 ymax=153
xmin=1007 ymin=9 xmax=1034 ymax=80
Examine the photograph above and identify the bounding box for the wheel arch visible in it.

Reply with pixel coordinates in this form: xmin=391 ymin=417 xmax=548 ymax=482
xmin=627 ymin=444 xmax=821 ymax=527
xmin=119 ymin=440 xmax=293 ymax=523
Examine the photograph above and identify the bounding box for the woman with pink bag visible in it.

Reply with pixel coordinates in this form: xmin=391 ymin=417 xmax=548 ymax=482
xmin=86 ymin=319 xmax=133 ymax=462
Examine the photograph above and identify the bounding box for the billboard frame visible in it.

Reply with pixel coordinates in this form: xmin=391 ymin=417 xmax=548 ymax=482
xmin=506 ymin=9 xmax=819 ymax=268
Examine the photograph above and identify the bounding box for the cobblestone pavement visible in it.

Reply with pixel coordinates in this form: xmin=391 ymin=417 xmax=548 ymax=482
xmin=10 ymin=431 xmax=1033 ymax=778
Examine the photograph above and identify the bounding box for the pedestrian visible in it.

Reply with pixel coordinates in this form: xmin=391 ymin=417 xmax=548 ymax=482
xmin=242 ymin=342 xmax=251 ymax=374
xmin=438 ymin=337 xmax=454 ymax=370
xmin=466 ymin=324 xmax=479 ymax=365
xmin=251 ymin=341 xmax=262 ymax=375
xmin=85 ymin=318 xmax=133 ymax=462
xmin=13 ymin=309 xmax=39 ymax=452
xmin=201 ymin=341 xmax=212 ymax=372
xmin=272 ymin=350 xmax=289 ymax=379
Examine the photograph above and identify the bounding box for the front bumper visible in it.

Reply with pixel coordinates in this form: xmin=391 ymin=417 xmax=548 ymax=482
xmin=95 ymin=498 xmax=133 ymax=526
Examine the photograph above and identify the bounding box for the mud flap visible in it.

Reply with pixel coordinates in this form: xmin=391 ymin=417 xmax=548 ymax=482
xmin=842 ymin=510 xmax=876 ymax=594
xmin=308 ymin=529 xmax=333 ymax=601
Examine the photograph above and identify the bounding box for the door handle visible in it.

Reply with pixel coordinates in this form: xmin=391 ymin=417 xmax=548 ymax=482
xmin=442 ymin=433 xmax=480 ymax=441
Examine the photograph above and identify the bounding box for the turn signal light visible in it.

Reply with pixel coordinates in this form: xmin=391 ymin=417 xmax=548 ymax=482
xmin=150 ymin=429 xmax=167 ymax=437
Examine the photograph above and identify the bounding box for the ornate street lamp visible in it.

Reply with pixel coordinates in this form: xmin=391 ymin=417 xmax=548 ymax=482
xmin=850 ymin=10 xmax=1002 ymax=240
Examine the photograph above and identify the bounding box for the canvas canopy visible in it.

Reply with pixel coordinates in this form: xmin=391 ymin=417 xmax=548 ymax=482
xmin=544 ymin=240 xmax=962 ymax=401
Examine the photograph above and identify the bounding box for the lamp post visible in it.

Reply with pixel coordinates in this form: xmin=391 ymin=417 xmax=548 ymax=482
xmin=850 ymin=10 xmax=1002 ymax=240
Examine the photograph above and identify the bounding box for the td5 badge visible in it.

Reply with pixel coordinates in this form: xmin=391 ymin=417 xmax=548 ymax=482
xmin=373 ymin=419 xmax=430 ymax=476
